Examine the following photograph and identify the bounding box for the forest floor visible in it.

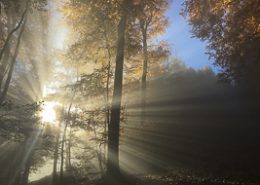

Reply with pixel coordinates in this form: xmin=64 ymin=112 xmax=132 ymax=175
xmin=132 ymin=172 xmax=259 ymax=185
xmin=30 ymin=169 xmax=259 ymax=185
xmin=98 ymin=171 xmax=259 ymax=185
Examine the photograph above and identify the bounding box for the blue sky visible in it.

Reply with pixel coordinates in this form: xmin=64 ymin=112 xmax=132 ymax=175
xmin=160 ymin=0 xmax=217 ymax=71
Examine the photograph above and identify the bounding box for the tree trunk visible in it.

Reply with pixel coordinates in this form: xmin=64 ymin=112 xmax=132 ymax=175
xmin=105 ymin=48 xmax=111 ymax=127
xmin=52 ymin=130 xmax=60 ymax=185
xmin=7 ymin=142 xmax=26 ymax=185
xmin=66 ymin=126 xmax=72 ymax=170
xmin=60 ymin=93 xmax=75 ymax=184
xmin=106 ymin=0 xmax=129 ymax=177
xmin=18 ymin=128 xmax=43 ymax=185
xmin=141 ymin=25 xmax=148 ymax=125
xmin=60 ymin=121 xmax=68 ymax=185
xmin=0 ymin=46 xmax=11 ymax=90
xmin=20 ymin=151 xmax=33 ymax=185
xmin=103 ymin=45 xmax=112 ymax=166
xmin=0 ymin=9 xmax=27 ymax=104
xmin=93 ymin=120 xmax=104 ymax=175
xmin=0 ymin=4 xmax=14 ymax=90
xmin=0 ymin=2 xmax=28 ymax=62
xmin=9 ymin=132 xmax=38 ymax=185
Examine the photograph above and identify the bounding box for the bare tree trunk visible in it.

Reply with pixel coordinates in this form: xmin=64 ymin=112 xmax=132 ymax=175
xmin=0 ymin=7 xmax=28 ymax=104
xmin=140 ymin=25 xmax=148 ymax=126
xmin=52 ymin=130 xmax=60 ymax=185
xmin=60 ymin=90 xmax=75 ymax=184
xmin=18 ymin=127 xmax=43 ymax=185
xmin=10 ymin=128 xmax=41 ymax=185
xmin=66 ymin=126 xmax=72 ymax=170
xmin=0 ymin=4 xmax=14 ymax=91
xmin=105 ymin=40 xmax=112 ymax=126
xmin=105 ymin=52 xmax=111 ymax=127
xmin=60 ymin=121 xmax=68 ymax=184
xmin=0 ymin=46 xmax=11 ymax=90
xmin=0 ymin=3 xmax=28 ymax=62
xmin=93 ymin=120 xmax=104 ymax=175
xmin=103 ymin=45 xmax=112 ymax=167
xmin=106 ymin=0 xmax=129 ymax=177
xmin=20 ymin=151 xmax=33 ymax=185
xmin=7 ymin=142 xmax=26 ymax=185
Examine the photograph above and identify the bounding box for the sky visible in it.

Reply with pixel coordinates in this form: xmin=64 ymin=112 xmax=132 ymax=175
xmin=161 ymin=0 xmax=217 ymax=71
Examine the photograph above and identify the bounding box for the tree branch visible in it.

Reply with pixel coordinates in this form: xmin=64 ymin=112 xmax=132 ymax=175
xmin=0 ymin=2 xmax=28 ymax=62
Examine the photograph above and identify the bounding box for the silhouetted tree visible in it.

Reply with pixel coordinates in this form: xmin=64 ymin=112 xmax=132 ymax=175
xmin=106 ymin=0 xmax=132 ymax=178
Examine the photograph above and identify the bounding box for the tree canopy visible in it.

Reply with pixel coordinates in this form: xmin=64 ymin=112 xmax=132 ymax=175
xmin=182 ymin=0 xmax=260 ymax=89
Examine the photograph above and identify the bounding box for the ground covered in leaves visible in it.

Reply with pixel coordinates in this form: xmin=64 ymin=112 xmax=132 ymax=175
xmin=96 ymin=169 xmax=259 ymax=185
xmin=135 ymin=172 xmax=258 ymax=185
xmin=30 ymin=169 xmax=259 ymax=185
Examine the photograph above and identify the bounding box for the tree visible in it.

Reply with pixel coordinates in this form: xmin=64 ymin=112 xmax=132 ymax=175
xmin=132 ymin=0 xmax=170 ymax=125
xmin=106 ymin=0 xmax=131 ymax=178
xmin=0 ymin=0 xmax=48 ymax=104
xmin=63 ymin=0 xmax=119 ymax=150
xmin=137 ymin=0 xmax=169 ymax=87
xmin=182 ymin=0 xmax=260 ymax=91
xmin=60 ymin=89 xmax=76 ymax=185
xmin=0 ymin=6 xmax=28 ymax=104
xmin=62 ymin=0 xmax=135 ymax=178
xmin=0 ymin=102 xmax=42 ymax=185
xmin=0 ymin=0 xmax=29 ymax=103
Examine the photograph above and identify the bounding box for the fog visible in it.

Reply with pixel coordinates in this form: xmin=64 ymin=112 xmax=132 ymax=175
xmin=121 ymin=62 xmax=260 ymax=178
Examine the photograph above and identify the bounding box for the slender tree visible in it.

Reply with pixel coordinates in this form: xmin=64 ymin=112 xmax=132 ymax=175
xmin=0 ymin=1 xmax=29 ymax=103
xmin=60 ymin=83 xmax=77 ymax=184
xmin=106 ymin=0 xmax=131 ymax=177
xmin=0 ymin=9 xmax=28 ymax=104
xmin=52 ymin=127 xmax=60 ymax=185
xmin=135 ymin=0 xmax=169 ymax=124
xmin=0 ymin=0 xmax=48 ymax=104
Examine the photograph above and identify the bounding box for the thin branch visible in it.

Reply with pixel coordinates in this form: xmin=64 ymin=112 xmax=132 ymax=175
xmin=0 ymin=2 xmax=28 ymax=61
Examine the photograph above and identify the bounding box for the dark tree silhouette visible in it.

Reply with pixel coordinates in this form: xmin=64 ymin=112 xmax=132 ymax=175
xmin=106 ymin=0 xmax=131 ymax=178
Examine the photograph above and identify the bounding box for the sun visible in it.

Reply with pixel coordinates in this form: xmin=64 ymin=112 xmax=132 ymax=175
xmin=40 ymin=102 xmax=57 ymax=123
